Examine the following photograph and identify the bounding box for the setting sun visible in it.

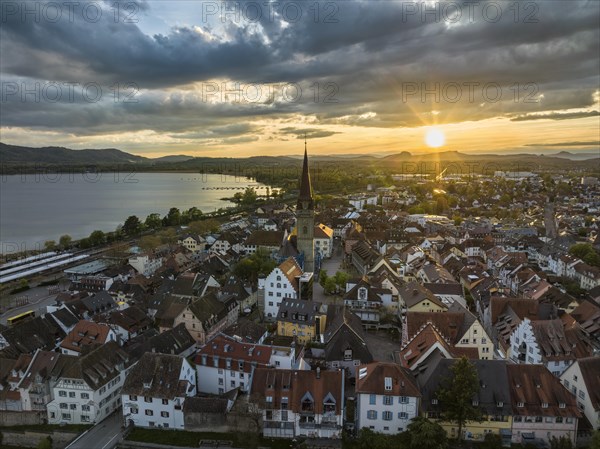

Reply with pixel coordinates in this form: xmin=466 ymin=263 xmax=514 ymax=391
xmin=425 ymin=129 xmax=445 ymax=148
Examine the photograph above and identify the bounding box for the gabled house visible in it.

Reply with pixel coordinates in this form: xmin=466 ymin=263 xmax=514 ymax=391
xmin=343 ymin=277 xmax=388 ymax=327
xmin=507 ymin=364 xmax=581 ymax=446
xmin=121 ymin=352 xmax=196 ymax=429
xmin=397 ymin=281 xmax=448 ymax=314
xmin=250 ymin=367 xmax=344 ymax=439
xmin=60 ymin=321 xmax=117 ymax=356
xmin=7 ymin=350 xmax=70 ymax=412
xmin=509 ymin=318 xmax=595 ymax=375
xmin=355 ymin=362 xmax=420 ymax=434
xmin=194 ymin=334 xmax=274 ymax=395
xmin=277 ymin=299 xmax=327 ymax=344
xmin=173 ymin=293 xmax=239 ymax=345
xmin=416 ymin=358 xmax=513 ymax=444
xmin=403 ymin=304 xmax=494 ymax=361
xmin=263 ymin=257 xmax=311 ymax=320
xmin=559 ymin=357 xmax=600 ymax=431
xmin=321 ymin=307 xmax=373 ymax=377
xmin=47 ymin=342 xmax=132 ymax=424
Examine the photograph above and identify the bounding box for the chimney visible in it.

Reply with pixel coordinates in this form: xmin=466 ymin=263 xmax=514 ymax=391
xmin=316 ymin=367 xmax=320 ymax=379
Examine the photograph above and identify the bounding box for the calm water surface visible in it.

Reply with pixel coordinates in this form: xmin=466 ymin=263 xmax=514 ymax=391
xmin=0 ymin=172 xmax=267 ymax=253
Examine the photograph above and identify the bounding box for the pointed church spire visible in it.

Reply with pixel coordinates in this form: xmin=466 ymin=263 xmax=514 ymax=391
xmin=297 ymin=136 xmax=313 ymax=210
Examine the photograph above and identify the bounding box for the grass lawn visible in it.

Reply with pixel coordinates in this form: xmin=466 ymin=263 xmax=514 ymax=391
xmin=127 ymin=428 xmax=295 ymax=449
xmin=0 ymin=424 xmax=92 ymax=433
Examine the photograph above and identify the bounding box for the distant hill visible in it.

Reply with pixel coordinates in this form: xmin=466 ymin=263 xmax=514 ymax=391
xmin=0 ymin=143 xmax=148 ymax=165
xmin=1 ymin=142 xmax=598 ymax=175
xmin=151 ymin=155 xmax=194 ymax=163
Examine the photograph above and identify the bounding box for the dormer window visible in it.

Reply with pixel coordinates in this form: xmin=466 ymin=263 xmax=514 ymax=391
xmin=559 ymin=403 xmax=566 ymax=409
xmin=384 ymin=377 xmax=392 ymax=391
xmin=541 ymin=402 xmax=548 ymax=408
xmin=472 ymin=400 xmax=479 ymax=406
xmin=431 ymin=399 xmax=438 ymax=405
xmin=497 ymin=402 xmax=504 ymax=408
xmin=517 ymin=402 xmax=524 ymax=408
xmin=301 ymin=392 xmax=314 ymax=412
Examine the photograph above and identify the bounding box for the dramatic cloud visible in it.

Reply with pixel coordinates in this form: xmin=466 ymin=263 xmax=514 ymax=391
xmin=0 ymin=0 xmax=598 ymax=155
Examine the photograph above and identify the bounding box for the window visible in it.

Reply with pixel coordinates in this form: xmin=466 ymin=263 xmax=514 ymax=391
xmin=162 ymin=399 xmax=169 ymax=405
xmin=564 ymin=380 xmax=570 ymax=388
xmin=81 ymin=393 xmax=89 ymax=399
xmin=62 ymin=413 xmax=70 ymax=420
xmin=69 ymin=392 xmax=76 ymax=398
xmin=400 ymin=396 xmax=408 ymax=404
xmin=383 ymin=396 xmax=393 ymax=406
xmin=556 ymin=417 xmax=563 ymax=423
xmin=383 ymin=411 xmax=393 ymax=421
xmin=281 ymin=410 xmax=288 ymax=421
xmin=578 ymin=390 xmax=585 ymax=400
xmin=129 ymin=395 xmax=137 ymax=401
xmin=367 ymin=410 xmax=377 ymax=420
xmin=161 ymin=411 xmax=169 ymax=418
xmin=517 ymin=402 xmax=524 ymax=408
xmin=130 ymin=407 xmax=138 ymax=414
xmin=231 ymin=380 xmax=235 ymax=388
xmin=70 ymin=404 xmax=77 ymax=410
xmin=60 ymin=403 xmax=68 ymax=409
xmin=145 ymin=410 xmax=154 ymax=416
xmin=384 ymin=377 xmax=392 ymax=391
xmin=218 ymin=378 xmax=223 ymax=385
xmin=144 ymin=397 xmax=152 ymax=403
xmin=82 ymin=405 xmax=90 ymax=411
xmin=59 ymin=391 xmax=67 ymax=397
xmin=541 ymin=403 xmax=548 ymax=408
xmin=431 ymin=399 xmax=438 ymax=405
xmin=369 ymin=394 xmax=376 ymax=405
xmin=399 ymin=412 xmax=409 ymax=419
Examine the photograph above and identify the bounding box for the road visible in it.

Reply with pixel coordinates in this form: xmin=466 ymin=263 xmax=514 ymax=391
xmin=67 ymin=410 xmax=124 ymax=449
xmin=313 ymin=239 xmax=345 ymax=305
xmin=0 ymin=286 xmax=64 ymax=326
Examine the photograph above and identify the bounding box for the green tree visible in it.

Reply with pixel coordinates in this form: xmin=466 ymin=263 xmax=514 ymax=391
xmin=590 ymin=430 xmax=600 ymax=449
xmin=59 ymin=234 xmax=72 ymax=249
xmin=232 ymin=249 xmax=277 ymax=284
xmin=123 ymin=215 xmax=142 ymax=236
xmin=324 ymin=277 xmax=337 ymax=295
xmin=165 ymin=207 xmax=181 ymax=226
xmin=144 ymin=213 xmax=162 ymax=230
xmin=319 ymin=269 xmax=328 ymax=287
xmin=481 ymin=432 xmax=503 ymax=449
xmin=569 ymin=243 xmax=600 ymax=267
xmin=88 ymin=230 xmax=106 ymax=246
xmin=44 ymin=240 xmax=56 ymax=251
xmin=406 ymin=416 xmax=447 ymax=449
xmin=189 ymin=219 xmax=220 ymax=236
xmin=139 ymin=235 xmax=162 ymax=252
xmin=437 ymin=357 xmax=481 ymax=441
xmin=241 ymin=187 xmax=258 ymax=205
xmin=157 ymin=228 xmax=177 ymax=244
xmin=333 ymin=271 xmax=349 ymax=290
xmin=549 ymin=436 xmax=574 ymax=449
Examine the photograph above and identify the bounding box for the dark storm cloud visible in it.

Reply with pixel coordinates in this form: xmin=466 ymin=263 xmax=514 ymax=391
xmin=279 ymin=127 xmax=340 ymax=139
xmin=0 ymin=0 xmax=598 ymax=137
xmin=510 ymin=111 xmax=600 ymax=121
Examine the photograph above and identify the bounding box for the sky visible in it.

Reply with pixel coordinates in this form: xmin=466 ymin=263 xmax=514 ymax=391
xmin=1 ymin=0 xmax=599 ymax=158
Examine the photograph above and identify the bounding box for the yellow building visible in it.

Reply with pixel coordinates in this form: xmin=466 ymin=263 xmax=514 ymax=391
xmin=276 ymin=297 xmax=328 ymax=344
xmin=399 ymin=281 xmax=448 ymax=313
xmin=417 ymin=358 xmax=513 ymax=445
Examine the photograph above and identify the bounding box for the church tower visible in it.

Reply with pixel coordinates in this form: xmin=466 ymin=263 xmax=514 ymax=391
xmin=296 ymin=138 xmax=315 ymax=273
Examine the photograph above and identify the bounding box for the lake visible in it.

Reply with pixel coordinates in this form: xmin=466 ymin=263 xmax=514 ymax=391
xmin=0 ymin=171 xmax=269 ymax=254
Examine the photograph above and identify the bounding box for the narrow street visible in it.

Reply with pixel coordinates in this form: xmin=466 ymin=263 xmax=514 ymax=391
xmin=313 ymin=239 xmax=346 ymax=306
xmin=66 ymin=410 xmax=124 ymax=449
